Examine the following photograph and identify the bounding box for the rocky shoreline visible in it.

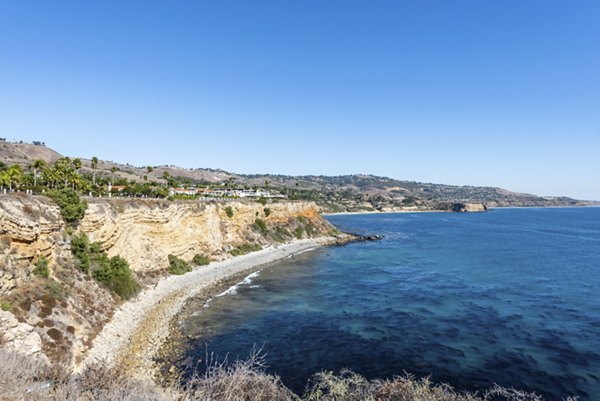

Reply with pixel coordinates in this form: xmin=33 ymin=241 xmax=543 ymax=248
xmin=78 ymin=236 xmax=347 ymax=381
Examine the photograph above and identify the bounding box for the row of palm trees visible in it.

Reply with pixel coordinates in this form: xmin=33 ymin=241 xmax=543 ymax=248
xmin=0 ymin=157 xmax=159 ymax=196
xmin=0 ymin=157 xmax=99 ymax=193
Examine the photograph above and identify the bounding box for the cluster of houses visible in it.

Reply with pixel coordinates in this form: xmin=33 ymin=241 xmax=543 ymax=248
xmin=169 ymin=187 xmax=285 ymax=198
xmin=106 ymin=183 xmax=286 ymax=199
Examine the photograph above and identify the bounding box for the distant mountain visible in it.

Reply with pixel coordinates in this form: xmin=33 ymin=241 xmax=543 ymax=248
xmin=1 ymin=139 xmax=596 ymax=212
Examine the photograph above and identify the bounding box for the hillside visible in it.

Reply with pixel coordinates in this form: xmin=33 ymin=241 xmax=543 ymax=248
xmin=1 ymin=139 xmax=596 ymax=212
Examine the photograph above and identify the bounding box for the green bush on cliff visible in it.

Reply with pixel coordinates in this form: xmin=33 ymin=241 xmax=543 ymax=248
xmin=33 ymin=256 xmax=49 ymax=278
xmin=93 ymin=255 xmax=140 ymax=300
xmin=253 ymin=218 xmax=268 ymax=235
xmin=305 ymin=223 xmax=317 ymax=237
xmin=229 ymin=243 xmax=262 ymax=256
xmin=0 ymin=301 xmax=11 ymax=311
xmin=47 ymin=189 xmax=87 ymax=226
xmin=263 ymin=207 xmax=271 ymax=217
xmin=192 ymin=253 xmax=210 ymax=266
xmin=225 ymin=206 xmax=234 ymax=218
xmin=294 ymin=226 xmax=304 ymax=239
xmin=168 ymin=254 xmax=191 ymax=275
xmin=44 ymin=281 xmax=66 ymax=300
xmin=70 ymin=232 xmax=140 ymax=299
xmin=70 ymin=232 xmax=91 ymax=273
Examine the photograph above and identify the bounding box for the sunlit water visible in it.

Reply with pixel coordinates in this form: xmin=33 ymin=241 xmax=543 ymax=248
xmin=170 ymin=208 xmax=600 ymax=400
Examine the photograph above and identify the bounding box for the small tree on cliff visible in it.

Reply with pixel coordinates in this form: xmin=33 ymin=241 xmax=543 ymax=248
xmin=47 ymin=189 xmax=88 ymax=226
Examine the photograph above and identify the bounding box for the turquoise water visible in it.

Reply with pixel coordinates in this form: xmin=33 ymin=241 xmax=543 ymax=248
xmin=174 ymin=208 xmax=600 ymax=400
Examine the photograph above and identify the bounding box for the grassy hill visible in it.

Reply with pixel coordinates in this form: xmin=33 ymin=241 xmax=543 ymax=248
xmin=1 ymin=139 xmax=595 ymax=212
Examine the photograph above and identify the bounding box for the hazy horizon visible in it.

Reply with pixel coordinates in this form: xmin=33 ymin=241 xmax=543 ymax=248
xmin=1 ymin=1 xmax=598 ymax=200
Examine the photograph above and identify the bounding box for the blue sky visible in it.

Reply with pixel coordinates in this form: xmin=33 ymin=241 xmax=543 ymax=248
xmin=0 ymin=1 xmax=599 ymax=200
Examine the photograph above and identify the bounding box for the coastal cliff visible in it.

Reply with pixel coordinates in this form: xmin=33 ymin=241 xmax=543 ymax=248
xmin=0 ymin=195 xmax=338 ymax=366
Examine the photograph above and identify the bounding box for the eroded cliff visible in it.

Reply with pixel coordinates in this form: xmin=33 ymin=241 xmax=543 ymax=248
xmin=0 ymin=195 xmax=337 ymax=365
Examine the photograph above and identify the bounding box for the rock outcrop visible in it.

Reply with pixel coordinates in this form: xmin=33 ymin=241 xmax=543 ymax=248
xmin=455 ymin=203 xmax=488 ymax=212
xmin=0 ymin=310 xmax=45 ymax=361
xmin=434 ymin=202 xmax=488 ymax=213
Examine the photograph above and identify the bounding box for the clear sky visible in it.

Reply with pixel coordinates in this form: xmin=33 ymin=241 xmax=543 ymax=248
xmin=1 ymin=1 xmax=599 ymax=200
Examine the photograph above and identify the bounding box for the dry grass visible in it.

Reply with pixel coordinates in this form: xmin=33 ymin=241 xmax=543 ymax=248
xmin=0 ymin=347 xmax=575 ymax=401
xmin=0 ymin=348 xmax=170 ymax=401
xmin=181 ymin=351 xmax=294 ymax=401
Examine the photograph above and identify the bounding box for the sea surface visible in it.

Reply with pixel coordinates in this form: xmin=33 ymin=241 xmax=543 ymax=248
xmin=171 ymin=208 xmax=600 ymax=400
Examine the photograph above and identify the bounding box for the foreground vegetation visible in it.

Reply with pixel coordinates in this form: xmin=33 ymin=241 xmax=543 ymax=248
xmin=0 ymin=347 xmax=572 ymax=401
xmin=71 ymin=232 xmax=140 ymax=300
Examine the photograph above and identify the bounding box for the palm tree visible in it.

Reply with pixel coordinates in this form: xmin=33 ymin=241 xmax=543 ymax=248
xmin=71 ymin=159 xmax=82 ymax=190
xmin=111 ymin=166 xmax=118 ymax=185
xmin=29 ymin=159 xmax=46 ymax=187
xmin=7 ymin=164 xmax=22 ymax=192
xmin=0 ymin=170 xmax=8 ymax=192
xmin=53 ymin=157 xmax=73 ymax=189
xmin=91 ymin=156 xmax=98 ymax=185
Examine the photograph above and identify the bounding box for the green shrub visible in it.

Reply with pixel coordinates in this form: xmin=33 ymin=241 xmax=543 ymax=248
xmin=33 ymin=256 xmax=49 ymax=278
xmin=272 ymin=226 xmax=291 ymax=242
xmin=229 ymin=243 xmax=262 ymax=256
xmin=47 ymin=189 xmax=87 ymax=226
xmin=253 ymin=218 xmax=268 ymax=235
xmin=70 ymin=232 xmax=139 ymax=299
xmin=296 ymin=215 xmax=307 ymax=224
xmin=263 ymin=207 xmax=271 ymax=217
xmin=0 ymin=301 xmax=11 ymax=311
xmin=257 ymin=198 xmax=267 ymax=206
xmin=225 ymin=206 xmax=234 ymax=218
xmin=45 ymin=281 xmax=66 ymax=300
xmin=93 ymin=256 xmax=140 ymax=300
xmin=168 ymin=254 xmax=191 ymax=275
xmin=70 ymin=232 xmax=90 ymax=273
xmin=192 ymin=254 xmax=210 ymax=266
xmin=305 ymin=223 xmax=317 ymax=237
xmin=294 ymin=226 xmax=304 ymax=239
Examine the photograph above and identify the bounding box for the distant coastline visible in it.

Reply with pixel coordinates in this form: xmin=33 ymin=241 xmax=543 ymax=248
xmin=324 ymin=204 xmax=600 ymax=216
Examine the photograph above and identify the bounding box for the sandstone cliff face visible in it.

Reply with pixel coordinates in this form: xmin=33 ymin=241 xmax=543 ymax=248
xmin=80 ymin=199 xmax=331 ymax=275
xmin=0 ymin=195 xmax=335 ymax=366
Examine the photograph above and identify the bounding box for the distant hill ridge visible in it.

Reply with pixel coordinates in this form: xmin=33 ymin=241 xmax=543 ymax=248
xmin=0 ymin=139 xmax=595 ymax=211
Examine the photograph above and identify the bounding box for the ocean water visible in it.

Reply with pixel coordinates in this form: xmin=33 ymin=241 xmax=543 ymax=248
xmin=172 ymin=208 xmax=600 ymax=400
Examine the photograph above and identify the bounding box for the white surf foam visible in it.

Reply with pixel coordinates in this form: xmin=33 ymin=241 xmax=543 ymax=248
xmin=216 ymin=270 xmax=261 ymax=297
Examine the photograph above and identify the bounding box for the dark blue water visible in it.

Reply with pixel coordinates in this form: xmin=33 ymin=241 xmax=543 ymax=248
xmin=174 ymin=208 xmax=600 ymax=400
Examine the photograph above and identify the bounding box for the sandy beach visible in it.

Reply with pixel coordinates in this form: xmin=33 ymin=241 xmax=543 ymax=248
xmin=79 ymin=237 xmax=337 ymax=379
